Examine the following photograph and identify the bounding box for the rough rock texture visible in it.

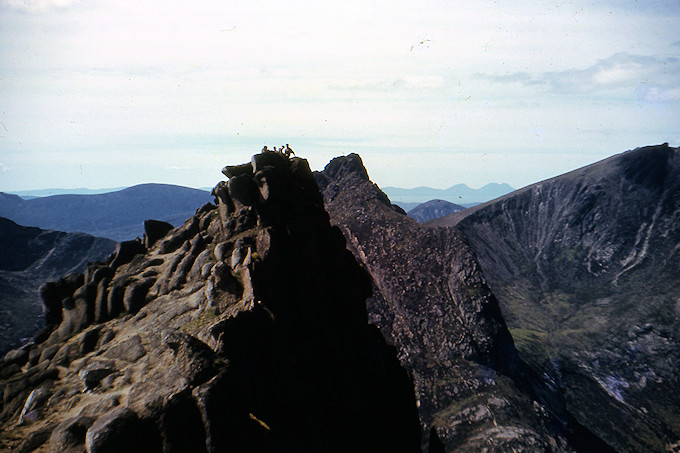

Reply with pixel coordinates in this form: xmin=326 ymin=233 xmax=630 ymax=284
xmin=433 ymin=144 xmax=680 ymax=452
xmin=315 ymin=154 xmax=591 ymax=452
xmin=0 ymin=218 xmax=116 ymax=354
xmin=0 ymin=151 xmax=421 ymax=452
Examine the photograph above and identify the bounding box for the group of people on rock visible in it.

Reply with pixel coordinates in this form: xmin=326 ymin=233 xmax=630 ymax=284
xmin=261 ymin=144 xmax=295 ymax=158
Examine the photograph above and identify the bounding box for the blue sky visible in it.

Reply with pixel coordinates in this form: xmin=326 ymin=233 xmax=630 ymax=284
xmin=1 ymin=0 xmax=678 ymax=192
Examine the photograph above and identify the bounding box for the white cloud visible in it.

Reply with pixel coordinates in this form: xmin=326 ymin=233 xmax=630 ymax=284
xmin=1 ymin=0 xmax=89 ymax=13
xmin=478 ymin=53 xmax=680 ymax=95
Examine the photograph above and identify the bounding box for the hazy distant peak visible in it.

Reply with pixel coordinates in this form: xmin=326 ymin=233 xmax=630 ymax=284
xmin=382 ymin=182 xmax=515 ymax=204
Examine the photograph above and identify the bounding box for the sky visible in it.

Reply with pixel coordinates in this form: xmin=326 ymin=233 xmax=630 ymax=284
xmin=1 ymin=0 xmax=679 ymax=192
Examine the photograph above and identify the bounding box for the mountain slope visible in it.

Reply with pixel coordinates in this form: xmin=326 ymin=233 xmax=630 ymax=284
xmin=0 ymin=218 xmax=116 ymax=354
xmin=0 ymin=184 xmax=210 ymax=241
xmin=0 ymin=152 xmax=421 ymax=452
xmin=432 ymin=144 xmax=680 ymax=452
xmin=315 ymin=155 xmax=605 ymax=451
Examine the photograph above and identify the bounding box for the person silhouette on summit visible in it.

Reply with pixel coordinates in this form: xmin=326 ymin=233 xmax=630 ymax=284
xmin=284 ymin=144 xmax=295 ymax=158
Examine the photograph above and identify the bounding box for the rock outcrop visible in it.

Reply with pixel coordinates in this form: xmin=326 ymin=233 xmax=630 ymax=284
xmin=433 ymin=144 xmax=680 ymax=452
xmin=0 ymin=152 xmax=421 ymax=452
xmin=315 ymin=154 xmax=592 ymax=452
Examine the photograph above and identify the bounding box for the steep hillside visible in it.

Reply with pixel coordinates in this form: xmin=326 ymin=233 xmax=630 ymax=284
xmin=0 ymin=184 xmax=210 ymax=241
xmin=315 ymin=155 xmax=608 ymax=452
xmin=0 ymin=218 xmax=116 ymax=354
xmin=0 ymin=152 xmax=421 ymax=452
xmin=433 ymin=144 xmax=680 ymax=452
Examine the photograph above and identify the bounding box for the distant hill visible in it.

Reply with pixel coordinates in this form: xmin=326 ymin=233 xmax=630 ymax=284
xmin=383 ymin=182 xmax=514 ymax=205
xmin=8 ymin=187 xmax=127 ymax=198
xmin=0 ymin=183 xmax=211 ymax=241
xmin=407 ymin=199 xmax=465 ymax=222
xmin=0 ymin=217 xmax=116 ymax=353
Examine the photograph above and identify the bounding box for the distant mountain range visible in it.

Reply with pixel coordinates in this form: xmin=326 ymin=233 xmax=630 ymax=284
xmin=0 ymin=184 xmax=211 ymax=242
xmin=382 ymin=182 xmax=515 ymax=205
xmin=0 ymin=182 xmax=511 ymax=240
xmin=8 ymin=187 xmax=127 ymax=199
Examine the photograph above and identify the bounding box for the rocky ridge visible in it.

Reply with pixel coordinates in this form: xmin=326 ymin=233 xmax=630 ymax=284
xmin=0 ymin=152 xmax=421 ymax=452
xmin=315 ymin=154 xmax=597 ymax=452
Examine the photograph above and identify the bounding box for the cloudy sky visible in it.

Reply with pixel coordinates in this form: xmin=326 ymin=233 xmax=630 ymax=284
xmin=1 ymin=0 xmax=678 ymax=192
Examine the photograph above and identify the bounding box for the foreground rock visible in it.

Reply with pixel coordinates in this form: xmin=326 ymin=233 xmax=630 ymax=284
xmin=0 ymin=151 xmax=421 ymax=452
xmin=433 ymin=144 xmax=680 ymax=452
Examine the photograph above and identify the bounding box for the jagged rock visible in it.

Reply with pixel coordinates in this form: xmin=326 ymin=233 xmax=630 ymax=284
xmin=37 ymin=344 xmax=60 ymax=363
xmin=233 ymin=205 xmax=257 ymax=233
xmin=213 ymin=241 xmax=229 ymax=262
xmin=51 ymin=342 xmax=76 ymax=367
xmin=13 ymin=426 xmax=53 ymax=453
xmin=167 ymin=234 xmax=205 ymax=291
xmin=49 ymin=415 xmax=95 ymax=452
xmin=3 ymin=345 xmax=30 ymax=367
xmin=79 ymin=367 xmax=116 ymax=390
xmin=227 ymin=174 xmax=259 ymax=210
xmin=189 ymin=248 xmax=212 ymax=280
xmin=106 ymin=284 xmax=126 ymax=319
xmin=122 ymin=278 xmax=155 ymax=314
xmin=18 ymin=386 xmax=51 ymax=425
xmin=251 ymin=150 xmax=288 ymax=173
xmin=78 ymin=326 xmax=101 ymax=355
xmin=211 ymin=181 xmax=234 ymax=228
xmin=85 ymin=406 xmax=154 ymax=453
xmin=39 ymin=273 xmax=84 ymax=328
xmin=144 ymin=219 xmax=174 ymax=249
xmin=93 ymin=278 xmax=110 ymax=323
xmin=110 ymin=240 xmax=146 ymax=269
xmin=222 ymin=162 xmax=253 ymax=179
xmin=157 ymin=216 xmax=199 ymax=254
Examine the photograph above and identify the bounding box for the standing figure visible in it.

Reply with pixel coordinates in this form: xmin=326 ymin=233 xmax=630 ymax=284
xmin=284 ymin=144 xmax=295 ymax=158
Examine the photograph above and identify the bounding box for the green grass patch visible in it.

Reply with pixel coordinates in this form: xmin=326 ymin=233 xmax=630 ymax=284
xmin=181 ymin=308 xmax=218 ymax=334
xmin=509 ymin=328 xmax=556 ymax=360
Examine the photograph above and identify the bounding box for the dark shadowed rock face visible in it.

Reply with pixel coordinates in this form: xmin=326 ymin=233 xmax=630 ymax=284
xmin=434 ymin=144 xmax=680 ymax=453
xmin=0 ymin=218 xmax=116 ymax=354
xmin=0 ymin=152 xmax=421 ymax=452
xmin=407 ymin=199 xmax=466 ymax=223
xmin=315 ymin=154 xmax=580 ymax=452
